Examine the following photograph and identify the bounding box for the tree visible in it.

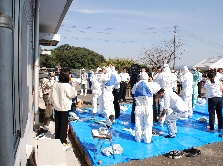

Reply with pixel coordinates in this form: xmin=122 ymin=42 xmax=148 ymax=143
xmin=138 ymin=39 xmax=185 ymax=69
xmin=40 ymin=44 xmax=106 ymax=70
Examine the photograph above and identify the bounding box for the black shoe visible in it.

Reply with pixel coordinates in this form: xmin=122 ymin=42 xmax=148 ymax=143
xmin=164 ymin=135 xmax=175 ymax=138
xmin=168 ymin=150 xmax=175 ymax=158
xmin=173 ymin=150 xmax=184 ymax=159
xmin=187 ymin=149 xmax=201 ymax=157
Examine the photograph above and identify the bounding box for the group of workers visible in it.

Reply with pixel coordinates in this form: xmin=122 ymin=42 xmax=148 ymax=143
xmin=40 ymin=64 xmax=223 ymax=146
xmin=89 ymin=63 xmax=223 ymax=144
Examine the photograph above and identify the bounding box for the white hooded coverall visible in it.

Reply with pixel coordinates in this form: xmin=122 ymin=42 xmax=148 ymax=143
xmin=102 ymin=67 xmax=117 ymax=126
xmin=154 ymin=64 xmax=177 ymax=124
xmin=90 ymin=70 xmax=104 ymax=115
xmin=132 ymin=72 xmax=161 ymax=143
xmin=181 ymin=66 xmax=193 ymax=118
xmin=163 ymin=91 xmax=188 ymax=137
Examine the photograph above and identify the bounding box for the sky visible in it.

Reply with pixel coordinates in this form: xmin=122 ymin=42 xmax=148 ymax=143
xmin=43 ymin=0 xmax=223 ymax=67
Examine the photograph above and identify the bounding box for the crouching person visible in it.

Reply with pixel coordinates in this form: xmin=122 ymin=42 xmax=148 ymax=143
xmin=132 ymin=72 xmax=161 ymax=143
xmin=157 ymin=88 xmax=188 ymax=138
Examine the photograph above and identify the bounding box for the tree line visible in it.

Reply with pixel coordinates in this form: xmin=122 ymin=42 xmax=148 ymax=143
xmin=40 ymin=44 xmax=137 ymax=72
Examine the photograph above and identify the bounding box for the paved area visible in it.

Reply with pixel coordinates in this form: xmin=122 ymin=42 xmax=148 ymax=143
xmin=37 ymin=97 xmax=80 ymax=166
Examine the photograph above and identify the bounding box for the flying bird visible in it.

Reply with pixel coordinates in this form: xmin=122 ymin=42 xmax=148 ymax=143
xmin=86 ymin=27 xmax=91 ymax=29
xmin=146 ymin=28 xmax=155 ymax=30
xmin=80 ymin=31 xmax=85 ymax=33
xmin=104 ymin=28 xmax=114 ymax=30
xmin=71 ymin=26 xmax=76 ymax=28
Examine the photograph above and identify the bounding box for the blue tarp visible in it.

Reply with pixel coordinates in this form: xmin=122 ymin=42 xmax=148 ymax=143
xmin=69 ymin=103 xmax=223 ymax=166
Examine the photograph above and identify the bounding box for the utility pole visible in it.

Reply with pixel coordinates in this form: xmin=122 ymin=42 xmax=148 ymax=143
xmin=173 ymin=26 xmax=177 ymax=70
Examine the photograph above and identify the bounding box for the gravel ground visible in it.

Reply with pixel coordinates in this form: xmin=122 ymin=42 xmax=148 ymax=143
xmin=71 ymin=87 xmax=223 ymax=166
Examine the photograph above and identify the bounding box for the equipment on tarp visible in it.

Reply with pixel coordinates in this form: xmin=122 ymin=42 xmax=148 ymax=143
xmin=91 ymin=115 xmax=115 ymax=159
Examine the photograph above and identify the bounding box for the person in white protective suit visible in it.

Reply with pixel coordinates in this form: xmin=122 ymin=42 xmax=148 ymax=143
xmin=102 ymin=67 xmax=117 ymax=127
xmin=181 ymin=66 xmax=193 ymax=118
xmin=132 ymin=72 xmax=161 ymax=143
xmin=90 ymin=67 xmax=104 ymax=117
xmin=154 ymin=64 xmax=177 ymax=125
xmin=157 ymin=88 xmax=188 ymax=138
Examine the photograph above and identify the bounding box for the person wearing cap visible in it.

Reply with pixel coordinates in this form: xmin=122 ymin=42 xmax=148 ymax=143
xmin=90 ymin=67 xmax=104 ymax=117
xmin=80 ymin=68 xmax=88 ymax=96
xmin=181 ymin=66 xmax=193 ymax=118
xmin=132 ymin=72 xmax=161 ymax=143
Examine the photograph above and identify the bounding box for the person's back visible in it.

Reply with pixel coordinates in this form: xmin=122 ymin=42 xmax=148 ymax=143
xmin=158 ymin=64 xmax=176 ymax=92
xmin=163 ymin=90 xmax=188 ymax=112
xmin=132 ymin=79 xmax=161 ymax=106
xmin=181 ymin=67 xmax=193 ymax=94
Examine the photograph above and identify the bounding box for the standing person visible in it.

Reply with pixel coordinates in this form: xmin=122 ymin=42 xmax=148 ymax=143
xmin=118 ymin=67 xmax=130 ymax=103
xmin=88 ymin=69 xmax=94 ymax=90
xmin=157 ymin=88 xmax=188 ymax=138
xmin=204 ymin=71 xmax=223 ymax=132
xmin=181 ymin=66 xmax=193 ymax=118
xmin=91 ymin=67 xmax=104 ymax=117
xmin=177 ymin=68 xmax=183 ymax=95
xmin=192 ymin=68 xmax=200 ymax=108
xmin=50 ymin=70 xmax=77 ymax=147
xmin=153 ymin=66 xmax=162 ymax=81
xmin=149 ymin=73 xmax=159 ymax=122
xmin=132 ymin=72 xmax=161 ymax=143
xmin=215 ymin=68 xmax=223 ymax=81
xmin=197 ymin=68 xmax=203 ymax=98
xmin=102 ymin=67 xmax=117 ymax=126
xmin=80 ymin=68 xmax=88 ymax=96
xmin=129 ymin=70 xmax=140 ymax=123
xmin=41 ymin=76 xmax=52 ymax=125
xmin=112 ymin=67 xmax=121 ymax=119
xmin=154 ymin=64 xmax=177 ymax=126
xmin=171 ymin=70 xmax=178 ymax=93
xmin=151 ymin=67 xmax=157 ymax=78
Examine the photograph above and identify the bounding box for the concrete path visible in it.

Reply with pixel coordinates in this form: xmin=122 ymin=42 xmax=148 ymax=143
xmin=36 ymin=97 xmax=80 ymax=166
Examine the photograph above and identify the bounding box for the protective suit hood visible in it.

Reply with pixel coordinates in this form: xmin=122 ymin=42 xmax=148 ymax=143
xmin=182 ymin=66 xmax=189 ymax=74
xmin=162 ymin=64 xmax=170 ymax=72
xmin=105 ymin=67 xmax=112 ymax=74
xmin=140 ymin=72 xmax=148 ymax=80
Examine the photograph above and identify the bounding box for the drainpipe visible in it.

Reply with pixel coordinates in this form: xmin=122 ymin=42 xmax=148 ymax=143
xmin=0 ymin=1 xmax=14 ymax=166
xmin=33 ymin=0 xmax=40 ymax=131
